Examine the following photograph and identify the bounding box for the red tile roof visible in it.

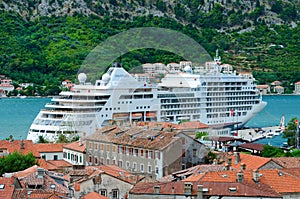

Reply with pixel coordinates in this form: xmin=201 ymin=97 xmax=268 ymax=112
xmin=239 ymin=143 xmax=265 ymax=151
xmin=87 ymin=126 xmax=181 ymax=151
xmin=34 ymin=143 xmax=65 ymax=153
xmin=81 ymin=191 xmax=109 ymax=199
xmin=0 ymin=177 xmax=15 ymax=199
xmin=38 ymin=159 xmax=72 ymax=171
xmin=221 ymin=152 xmax=272 ymax=170
xmin=0 ymin=140 xmax=40 ymax=157
xmin=272 ymin=157 xmax=300 ymax=168
xmin=63 ymin=141 xmax=86 ymax=153
xmin=130 ymin=180 xmax=280 ymax=197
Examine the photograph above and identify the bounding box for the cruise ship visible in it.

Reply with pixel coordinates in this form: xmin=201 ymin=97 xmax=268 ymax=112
xmin=27 ymin=55 xmax=267 ymax=142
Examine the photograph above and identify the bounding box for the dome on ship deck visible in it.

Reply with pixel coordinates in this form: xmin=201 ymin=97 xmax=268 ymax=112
xmin=78 ymin=73 xmax=87 ymax=84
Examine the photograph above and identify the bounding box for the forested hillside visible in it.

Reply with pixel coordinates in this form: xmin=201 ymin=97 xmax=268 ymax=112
xmin=0 ymin=0 xmax=300 ymax=93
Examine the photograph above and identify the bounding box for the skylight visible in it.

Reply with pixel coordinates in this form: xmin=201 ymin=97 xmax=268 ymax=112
xmin=0 ymin=184 xmax=5 ymax=189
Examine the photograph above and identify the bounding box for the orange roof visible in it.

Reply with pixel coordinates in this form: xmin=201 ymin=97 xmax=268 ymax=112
xmin=38 ymin=159 xmax=72 ymax=171
xmin=295 ymin=81 xmax=300 ymax=85
xmin=177 ymin=121 xmax=209 ymax=129
xmin=63 ymin=141 xmax=86 ymax=153
xmin=272 ymin=157 xmax=300 ymax=168
xmin=0 ymin=177 xmax=15 ymax=199
xmin=223 ymin=153 xmax=272 ymax=170
xmin=34 ymin=143 xmax=65 ymax=153
xmin=81 ymin=192 xmax=109 ymax=199
xmin=259 ymin=169 xmax=300 ymax=193
xmin=0 ymin=140 xmax=40 ymax=158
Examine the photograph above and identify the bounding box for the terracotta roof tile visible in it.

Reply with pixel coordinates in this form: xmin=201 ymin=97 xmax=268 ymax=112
xmin=63 ymin=141 xmax=86 ymax=152
xmin=0 ymin=140 xmax=40 ymax=157
xmin=34 ymin=143 xmax=65 ymax=153
xmin=130 ymin=180 xmax=280 ymax=197
xmin=38 ymin=159 xmax=72 ymax=171
xmin=81 ymin=191 xmax=109 ymax=199
xmin=87 ymin=126 xmax=181 ymax=151
xmin=0 ymin=177 xmax=15 ymax=199
xmin=221 ymin=152 xmax=272 ymax=170
xmin=272 ymin=157 xmax=300 ymax=168
xmin=239 ymin=143 xmax=265 ymax=151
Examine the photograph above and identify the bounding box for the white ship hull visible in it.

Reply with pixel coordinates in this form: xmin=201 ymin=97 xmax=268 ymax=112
xmin=27 ymin=61 xmax=267 ymax=142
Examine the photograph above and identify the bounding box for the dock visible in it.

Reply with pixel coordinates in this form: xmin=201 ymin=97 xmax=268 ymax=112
xmin=234 ymin=126 xmax=283 ymax=142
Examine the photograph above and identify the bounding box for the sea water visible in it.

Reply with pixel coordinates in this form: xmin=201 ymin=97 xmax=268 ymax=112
xmin=0 ymin=95 xmax=299 ymax=143
xmin=0 ymin=97 xmax=50 ymax=140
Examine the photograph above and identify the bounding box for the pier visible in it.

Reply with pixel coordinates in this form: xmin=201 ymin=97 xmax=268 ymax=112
xmin=234 ymin=126 xmax=283 ymax=142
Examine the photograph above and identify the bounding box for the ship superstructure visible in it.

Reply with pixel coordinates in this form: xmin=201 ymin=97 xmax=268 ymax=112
xmin=27 ymin=57 xmax=266 ymax=142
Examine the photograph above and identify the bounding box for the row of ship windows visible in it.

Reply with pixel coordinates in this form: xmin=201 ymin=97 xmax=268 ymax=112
xmin=207 ymin=112 xmax=247 ymax=118
xmin=88 ymin=157 xmax=159 ymax=174
xmin=161 ymin=104 xmax=200 ymax=109
xmin=161 ymin=110 xmax=199 ymax=115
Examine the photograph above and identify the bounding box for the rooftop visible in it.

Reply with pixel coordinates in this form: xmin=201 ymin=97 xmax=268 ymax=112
xmin=87 ymin=126 xmax=181 ymax=151
xmin=34 ymin=143 xmax=65 ymax=153
xmin=63 ymin=140 xmax=86 ymax=153
xmin=0 ymin=140 xmax=40 ymax=158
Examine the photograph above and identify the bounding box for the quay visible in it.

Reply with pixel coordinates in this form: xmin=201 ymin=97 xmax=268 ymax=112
xmin=234 ymin=126 xmax=283 ymax=142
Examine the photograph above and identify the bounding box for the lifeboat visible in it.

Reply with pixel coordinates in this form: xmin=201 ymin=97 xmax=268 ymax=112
xmin=113 ymin=113 xmax=129 ymax=119
xmin=146 ymin=112 xmax=156 ymax=118
xmin=131 ymin=113 xmax=143 ymax=119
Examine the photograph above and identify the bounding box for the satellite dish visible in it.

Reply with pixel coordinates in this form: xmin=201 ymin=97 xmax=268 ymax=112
xmin=78 ymin=73 xmax=87 ymax=84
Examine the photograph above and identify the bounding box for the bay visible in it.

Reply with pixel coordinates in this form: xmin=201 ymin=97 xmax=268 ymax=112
xmin=0 ymin=95 xmax=299 ymax=143
xmin=0 ymin=97 xmax=50 ymax=140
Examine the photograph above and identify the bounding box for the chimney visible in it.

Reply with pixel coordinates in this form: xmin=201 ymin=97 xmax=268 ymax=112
xmin=223 ymin=163 xmax=230 ymax=171
xmin=20 ymin=139 xmax=25 ymax=149
xmin=153 ymin=185 xmax=160 ymax=194
xmin=37 ymin=168 xmax=45 ymax=178
xmin=240 ymin=163 xmax=246 ymax=170
xmin=234 ymin=152 xmax=240 ymax=164
xmin=212 ymin=159 xmax=217 ymax=165
xmin=184 ymin=182 xmax=193 ymax=195
xmin=79 ymin=137 xmax=82 ymax=146
xmin=227 ymin=157 xmax=232 ymax=167
xmin=253 ymin=169 xmax=260 ymax=183
xmin=197 ymin=185 xmax=203 ymax=199
xmin=236 ymin=170 xmax=244 ymax=183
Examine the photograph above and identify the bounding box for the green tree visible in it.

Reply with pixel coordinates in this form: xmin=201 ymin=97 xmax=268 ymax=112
xmin=261 ymin=145 xmax=286 ymax=157
xmin=56 ymin=134 xmax=69 ymax=143
xmin=37 ymin=135 xmax=49 ymax=143
xmin=0 ymin=152 xmax=37 ymax=175
xmin=283 ymin=117 xmax=298 ymax=147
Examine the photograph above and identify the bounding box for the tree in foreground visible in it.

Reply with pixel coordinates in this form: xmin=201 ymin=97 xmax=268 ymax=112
xmin=0 ymin=152 xmax=38 ymax=175
xmin=283 ymin=117 xmax=298 ymax=147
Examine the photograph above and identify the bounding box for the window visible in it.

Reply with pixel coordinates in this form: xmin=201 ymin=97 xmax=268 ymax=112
xmin=134 ymin=149 xmax=138 ymax=156
xmin=112 ymin=189 xmax=119 ymax=199
xmin=94 ymin=143 xmax=98 ymax=150
xmin=106 ymin=144 xmax=110 ymax=151
xmin=63 ymin=152 xmax=67 ymax=159
xmin=155 ymin=151 xmax=160 ymax=159
xmin=133 ymin=162 xmax=137 ymax=172
xmin=141 ymin=149 xmax=144 ymax=156
xmin=112 ymin=145 xmax=116 ymax=152
xmin=68 ymin=153 xmax=70 ymax=160
xmin=80 ymin=156 xmax=82 ymax=163
xmin=100 ymin=189 xmax=107 ymax=196
xmin=155 ymin=167 xmax=159 ymax=174
xmin=94 ymin=157 xmax=98 ymax=165
xmin=148 ymin=165 xmax=152 ymax=173
xmin=89 ymin=156 xmax=92 ymax=163
xmin=118 ymin=160 xmax=123 ymax=168
xmin=140 ymin=164 xmax=144 ymax=172
xmin=126 ymin=161 xmax=130 ymax=170
xmin=106 ymin=158 xmax=110 ymax=164
xmin=193 ymin=149 xmax=197 ymax=157
xmin=53 ymin=155 xmax=58 ymax=160
xmin=41 ymin=155 xmax=46 ymax=160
